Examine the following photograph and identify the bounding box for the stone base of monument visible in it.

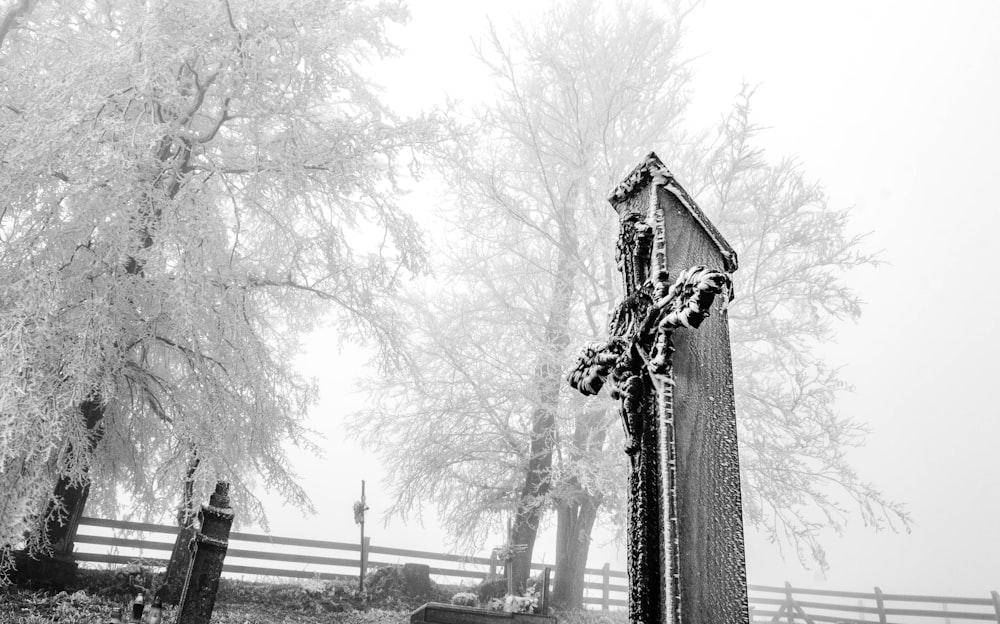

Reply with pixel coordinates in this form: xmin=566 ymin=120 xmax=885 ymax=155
xmin=410 ymin=603 xmax=556 ymax=624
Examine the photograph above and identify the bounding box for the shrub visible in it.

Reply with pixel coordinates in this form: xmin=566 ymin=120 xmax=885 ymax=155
xmin=365 ymin=565 xmax=449 ymax=609
xmin=476 ymin=579 xmax=507 ymax=604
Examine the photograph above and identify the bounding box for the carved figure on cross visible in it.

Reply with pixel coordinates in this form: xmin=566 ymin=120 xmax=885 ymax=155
xmin=569 ymin=264 xmax=731 ymax=450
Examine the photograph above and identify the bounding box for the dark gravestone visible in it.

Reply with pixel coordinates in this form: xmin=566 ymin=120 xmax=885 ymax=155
xmin=403 ymin=563 xmax=433 ymax=597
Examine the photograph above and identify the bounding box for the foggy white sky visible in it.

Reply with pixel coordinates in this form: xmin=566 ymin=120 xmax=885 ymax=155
xmin=254 ymin=0 xmax=1000 ymax=599
xmin=682 ymin=0 xmax=1000 ymax=596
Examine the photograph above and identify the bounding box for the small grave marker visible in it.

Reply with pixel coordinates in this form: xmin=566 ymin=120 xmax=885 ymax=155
xmin=494 ymin=519 xmax=529 ymax=596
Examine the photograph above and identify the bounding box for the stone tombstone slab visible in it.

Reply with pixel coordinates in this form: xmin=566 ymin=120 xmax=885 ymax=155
xmin=410 ymin=603 xmax=555 ymax=624
xmin=403 ymin=562 xmax=433 ymax=597
xmin=570 ymin=153 xmax=748 ymax=624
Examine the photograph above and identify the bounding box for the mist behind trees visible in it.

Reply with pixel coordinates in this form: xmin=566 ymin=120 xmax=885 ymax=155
xmin=4 ymin=0 xmax=978 ymax=601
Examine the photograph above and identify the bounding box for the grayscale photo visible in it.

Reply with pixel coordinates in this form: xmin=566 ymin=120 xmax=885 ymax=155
xmin=0 ymin=1 xmax=996 ymax=623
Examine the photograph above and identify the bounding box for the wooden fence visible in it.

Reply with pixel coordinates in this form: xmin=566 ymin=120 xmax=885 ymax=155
xmin=747 ymin=582 xmax=1000 ymax=624
xmin=77 ymin=518 xmax=999 ymax=618
xmin=73 ymin=517 xmax=628 ymax=610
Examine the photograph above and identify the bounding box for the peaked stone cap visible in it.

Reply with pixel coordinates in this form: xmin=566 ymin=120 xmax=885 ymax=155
xmin=608 ymin=152 xmax=738 ymax=273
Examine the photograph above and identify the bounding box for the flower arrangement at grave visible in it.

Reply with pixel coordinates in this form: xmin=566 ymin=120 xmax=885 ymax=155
xmin=490 ymin=586 xmax=540 ymax=614
xmin=478 ymin=580 xmax=541 ymax=614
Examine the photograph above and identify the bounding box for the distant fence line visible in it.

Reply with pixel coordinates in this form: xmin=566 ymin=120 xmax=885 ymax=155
xmin=74 ymin=517 xmax=627 ymax=610
xmin=75 ymin=518 xmax=999 ymax=619
xmin=747 ymin=582 xmax=1000 ymax=624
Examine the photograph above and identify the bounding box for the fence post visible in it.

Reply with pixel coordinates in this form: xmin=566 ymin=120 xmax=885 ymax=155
xmin=541 ymin=567 xmax=551 ymax=615
xmin=361 ymin=536 xmax=370 ymax=583
xmin=784 ymin=582 xmax=795 ymax=624
xmin=990 ymin=590 xmax=1000 ymax=624
xmin=489 ymin=550 xmax=502 ymax=582
xmin=873 ymin=586 xmax=887 ymax=624
xmin=601 ymin=563 xmax=610 ymax=612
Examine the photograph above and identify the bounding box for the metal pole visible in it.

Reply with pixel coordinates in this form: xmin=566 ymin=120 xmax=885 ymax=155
xmin=359 ymin=480 xmax=366 ymax=593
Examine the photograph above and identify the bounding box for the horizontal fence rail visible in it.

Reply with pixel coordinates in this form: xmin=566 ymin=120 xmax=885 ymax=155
xmin=77 ymin=518 xmax=997 ymax=617
xmin=74 ymin=517 xmax=628 ymax=609
xmin=748 ymin=582 xmax=1000 ymax=624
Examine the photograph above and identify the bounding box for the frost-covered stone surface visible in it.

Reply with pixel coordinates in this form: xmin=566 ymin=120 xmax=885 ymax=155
xmin=569 ymin=154 xmax=748 ymax=624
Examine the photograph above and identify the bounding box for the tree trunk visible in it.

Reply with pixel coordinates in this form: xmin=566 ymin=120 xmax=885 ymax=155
xmin=509 ymin=190 xmax=580 ymax=592
xmin=510 ymin=398 xmax=555 ymax=591
xmin=160 ymin=446 xmax=200 ymax=604
xmin=39 ymin=93 xmax=194 ymax=565
xmin=552 ymin=408 xmax=607 ymax=610
xmin=42 ymin=399 xmax=104 ymax=556
xmin=552 ymin=491 xmax=602 ymax=610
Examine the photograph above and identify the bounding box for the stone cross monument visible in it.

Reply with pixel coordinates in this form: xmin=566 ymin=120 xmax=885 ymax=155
xmin=568 ymin=153 xmax=749 ymax=624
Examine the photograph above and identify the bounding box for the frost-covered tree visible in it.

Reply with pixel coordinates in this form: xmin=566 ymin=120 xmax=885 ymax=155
xmin=0 ymin=0 xmax=433 ymax=577
xmin=354 ymin=0 xmax=909 ymax=609
xmin=358 ymin=0 xmax=697 ymax=601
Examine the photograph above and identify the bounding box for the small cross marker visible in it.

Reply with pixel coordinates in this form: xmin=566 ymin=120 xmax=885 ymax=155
xmin=493 ymin=518 xmax=529 ymax=596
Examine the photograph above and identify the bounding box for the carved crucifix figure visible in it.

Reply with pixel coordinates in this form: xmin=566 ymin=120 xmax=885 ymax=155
xmin=568 ymin=153 xmax=749 ymax=624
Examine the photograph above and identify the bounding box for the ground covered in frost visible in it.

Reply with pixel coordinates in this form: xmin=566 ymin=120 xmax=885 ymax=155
xmin=0 ymin=586 xmax=411 ymax=624
xmin=0 ymin=568 xmax=627 ymax=624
